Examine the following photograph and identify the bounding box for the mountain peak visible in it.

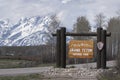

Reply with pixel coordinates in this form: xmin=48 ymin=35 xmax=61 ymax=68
xmin=0 ymin=15 xmax=58 ymax=46
xmin=0 ymin=19 xmax=10 ymax=28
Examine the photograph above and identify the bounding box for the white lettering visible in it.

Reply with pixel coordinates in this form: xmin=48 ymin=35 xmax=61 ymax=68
xmin=70 ymin=48 xmax=80 ymax=52
xmin=73 ymin=53 xmax=82 ymax=56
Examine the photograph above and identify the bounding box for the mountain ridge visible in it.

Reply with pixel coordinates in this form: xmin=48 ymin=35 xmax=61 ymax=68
xmin=0 ymin=16 xmax=58 ymax=46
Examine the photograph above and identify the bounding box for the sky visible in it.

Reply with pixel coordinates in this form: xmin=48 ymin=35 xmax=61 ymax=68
xmin=0 ymin=0 xmax=120 ymax=29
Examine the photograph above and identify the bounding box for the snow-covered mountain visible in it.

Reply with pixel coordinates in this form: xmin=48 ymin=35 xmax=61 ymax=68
xmin=0 ymin=16 xmax=58 ymax=46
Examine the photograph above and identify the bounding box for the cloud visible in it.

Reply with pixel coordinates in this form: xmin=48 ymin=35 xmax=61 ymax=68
xmin=60 ymin=0 xmax=120 ymax=28
xmin=0 ymin=0 xmax=60 ymax=23
xmin=56 ymin=11 xmax=65 ymax=21
xmin=61 ymin=0 xmax=72 ymax=4
xmin=0 ymin=0 xmax=120 ymax=29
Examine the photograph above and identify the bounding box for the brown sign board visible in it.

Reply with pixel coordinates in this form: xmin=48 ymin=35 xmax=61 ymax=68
xmin=68 ymin=40 xmax=94 ymax=58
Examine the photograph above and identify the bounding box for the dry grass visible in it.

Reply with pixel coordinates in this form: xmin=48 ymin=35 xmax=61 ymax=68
xmin=0 ymin=59 xmax=55 ymax=69
xmin=0 ymin=74 xmax=45 ymax=80
xmin=0 ymin=59 xmax=37 ymax=68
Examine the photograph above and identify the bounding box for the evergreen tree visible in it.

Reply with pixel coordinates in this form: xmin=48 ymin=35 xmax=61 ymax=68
xmin=73 ymin=16 xmax=91 ymax=40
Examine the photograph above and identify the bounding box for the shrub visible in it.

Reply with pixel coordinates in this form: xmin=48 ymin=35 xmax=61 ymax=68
xmin=97 ymin=69 xmax=120 ymax=80
xmin=116 ymin=53 xmax=120 ymax=73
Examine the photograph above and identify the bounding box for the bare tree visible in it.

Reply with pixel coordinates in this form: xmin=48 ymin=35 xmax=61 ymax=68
xmin=107 ymin=17 xmax=120 ymax=60
xmin=116 ymin=9 xmax=120 ymax=17
xmin=48 ymin=14 xmax=60 ymax=33
xmin=95 ymin=13 xmax=106 ymax=28
xmin=47 ymin=14 xmax=60 ymax=45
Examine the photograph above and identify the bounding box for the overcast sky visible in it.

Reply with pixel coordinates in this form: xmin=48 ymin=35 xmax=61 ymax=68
xmin=0 ymin=0 xmax=120 ymax=29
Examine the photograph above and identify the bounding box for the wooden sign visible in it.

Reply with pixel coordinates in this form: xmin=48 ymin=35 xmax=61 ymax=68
xmin=68 ymin=40 xmax=94 ymax=58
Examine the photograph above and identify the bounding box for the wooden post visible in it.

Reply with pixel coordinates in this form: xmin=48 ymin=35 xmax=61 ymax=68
xmin=97 ymin=27 xmax=102 ymax=69
xmin=61 ymin=27 xmax=66 ymax=68
xmin=101 ymin=30 xmax=107 ymax=69
xmin=56 ymin=29 xmax=61 ymax=67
